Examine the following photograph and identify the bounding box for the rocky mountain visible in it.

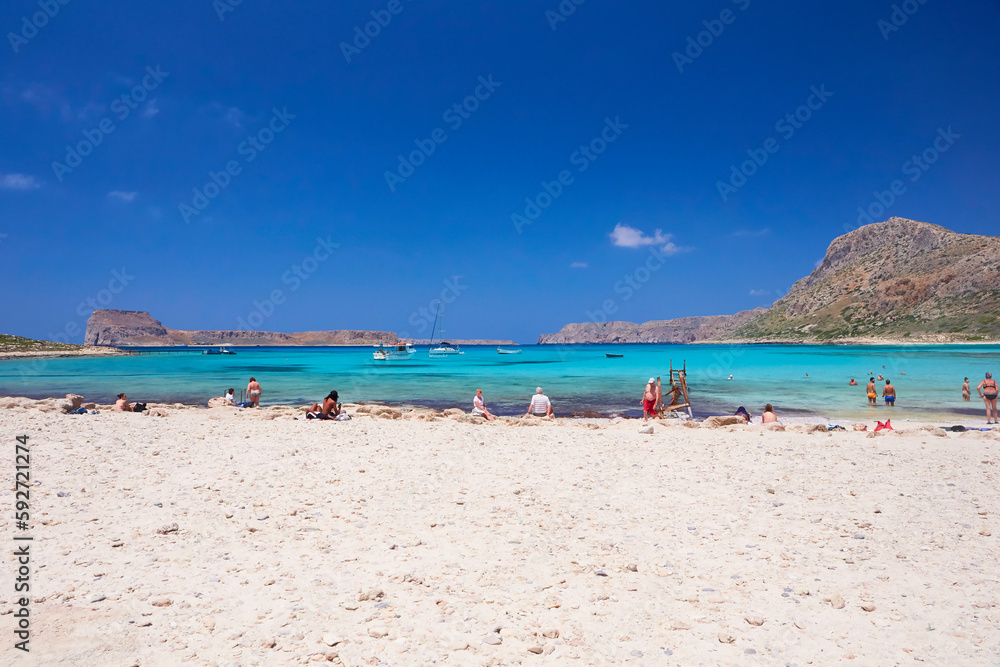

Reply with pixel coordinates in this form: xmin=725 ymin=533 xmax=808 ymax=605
xmin=84 ymin=310 xmax=399 ymax=347
xmin=731 ymin=217 xmax=1000 ymax=342
xmin=537 ymin=309 xmax=765 ymax=344
xmin=539 ymin=218 xmax=999 ymax=344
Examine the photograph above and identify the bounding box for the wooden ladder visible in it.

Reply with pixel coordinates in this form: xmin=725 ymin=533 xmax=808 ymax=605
xmin=658 ymin=360 xmax=693 ymax=418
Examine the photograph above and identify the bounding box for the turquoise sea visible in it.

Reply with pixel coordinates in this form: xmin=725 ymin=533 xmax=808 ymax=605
xmin=1 ymin=344 xmax=997 ymax=421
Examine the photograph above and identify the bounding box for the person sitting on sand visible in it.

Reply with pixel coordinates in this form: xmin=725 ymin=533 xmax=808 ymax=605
xmin=963 ymin=377 xmax=971 ymax=402
xmin=224 ymin=388 xmax=235 ymax=405
xmin=246 ymin=377 xmax=262 ymax=407
xmin=762 ymin=404 xmax=778 ymax=424
xmin=307 ymin=391 xmax=341 ymax=420
xmin=114 ymin=393 xmax=132 ymax=412
xmin=866 ymin=377 xmax=877 ymax=407
xmin=525 ymin=387 xmax=554 ymax=418
xmin=849 ymin=378 xmax=857 ymax=386
xmin=472 ymin=388 xmax=496 ymax=421
xmin=641 ymin=378 xmax=657 ymax=422
xmin=883 ymin=379 xmax=896 ymax=407
xmin=977 ymin=372 xmax=998 ymax=424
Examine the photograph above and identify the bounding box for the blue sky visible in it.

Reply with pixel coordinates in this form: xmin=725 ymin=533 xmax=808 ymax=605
xmin=2 ymin=0 xmax=999 ymax=344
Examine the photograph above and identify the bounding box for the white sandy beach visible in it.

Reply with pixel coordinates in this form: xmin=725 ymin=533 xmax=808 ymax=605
xmin=2 ymin=399 xmax=999 ymax=666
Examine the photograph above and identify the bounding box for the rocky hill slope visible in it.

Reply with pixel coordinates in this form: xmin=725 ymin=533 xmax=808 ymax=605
xmin=731 ymin=217 xmax=1000 ymax=341
xmin=537 ymin=309 xmax=765 ymax=344
xmin=539 ymin=218 xmax=999 ymax=344
xmin=84 ymin=311 xmax=399 ymax=347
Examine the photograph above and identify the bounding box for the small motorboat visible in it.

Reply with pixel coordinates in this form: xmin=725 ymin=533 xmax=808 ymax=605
xmin=219 ymin=347 xmax=236 ymax=355
xmin=373 ymin=343 xmax=416 ymax=361
xmin=203 ymin=348 xmax=221 ymax=355
xmin=497 ymin=347 xmax=522 ymax=355
xmin=606 ymin=353 xmax=624 ymax=358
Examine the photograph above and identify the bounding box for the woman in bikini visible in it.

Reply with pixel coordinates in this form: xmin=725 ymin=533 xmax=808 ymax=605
xmin=977 ymin=372 xmax=998 ymax=424
xmin=246 ymin=377 xmax=262 ymax=407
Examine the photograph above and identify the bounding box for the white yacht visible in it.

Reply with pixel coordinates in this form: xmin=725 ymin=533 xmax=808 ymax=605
xmin=428 ymin=304 xmax=463 ymax=357
xmin=372 ymin=343 xmax=416 ymax=361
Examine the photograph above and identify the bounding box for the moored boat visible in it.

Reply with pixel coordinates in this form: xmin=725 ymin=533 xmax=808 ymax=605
xmin=373 ymin=343 xmax=416 ymax=361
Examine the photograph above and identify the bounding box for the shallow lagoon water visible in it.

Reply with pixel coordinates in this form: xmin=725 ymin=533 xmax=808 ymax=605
xmin=1 ymin=344 xmax=997 ymax=421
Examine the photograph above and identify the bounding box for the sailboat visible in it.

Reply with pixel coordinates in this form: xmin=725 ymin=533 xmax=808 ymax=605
xmin=428 ymin=303 xmax=463 ymax=357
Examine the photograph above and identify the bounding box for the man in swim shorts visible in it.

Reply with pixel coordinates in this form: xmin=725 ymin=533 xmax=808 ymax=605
xmin=642 ymin=378 xmax=657 ymax=421
xmin=866 ymin=377 xmax=877 ymax=406
xmin=882 ymin=379 xmax=896 ymax=407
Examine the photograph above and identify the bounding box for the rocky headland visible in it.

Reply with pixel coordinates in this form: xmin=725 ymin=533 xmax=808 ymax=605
xmin=539 ymin=218 xmax=999 ymax=344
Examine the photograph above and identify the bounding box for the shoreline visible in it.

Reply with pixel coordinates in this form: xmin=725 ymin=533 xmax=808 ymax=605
xmin=0 ymin=346 xmax=128 ymax=361
xmin=0 ymin=393 xmax=992 ymax=428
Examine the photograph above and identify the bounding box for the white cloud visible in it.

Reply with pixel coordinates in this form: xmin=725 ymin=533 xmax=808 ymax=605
xmin=0 ymin=173 xmax=40 ymax=190
xmin=749 ymin=289 xmax=770 ymax=296
xmin=108 ymin=190 xmax=137 ymax=202
xmin=224 ymin=106 xmax=245 ymax=128
xmin=570 ymin=262 xmax=588 ymax=268
xmin=142 ymin=99 xmax=160 ymax=118
xmin=610 ymin=223 xmax=671 ymax=248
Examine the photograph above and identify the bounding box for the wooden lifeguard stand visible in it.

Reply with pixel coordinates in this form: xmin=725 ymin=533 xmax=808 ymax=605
xmin=657 ymin=360 xmax=693 ymax=418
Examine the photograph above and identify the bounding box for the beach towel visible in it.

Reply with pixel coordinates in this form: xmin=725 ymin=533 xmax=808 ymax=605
xmin=874 ymin=419 xmax=893 ymax=432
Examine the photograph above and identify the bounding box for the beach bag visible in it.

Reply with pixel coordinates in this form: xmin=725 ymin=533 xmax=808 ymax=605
xmin=334 ymin=413 xmax=351 ymax=421
xmin=133 ymin=403 xmax=147 ymax=413
xmin=236 ymin=401 xmax=253 ymax=408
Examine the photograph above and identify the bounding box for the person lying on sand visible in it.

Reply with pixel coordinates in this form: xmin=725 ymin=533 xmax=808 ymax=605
xmin=472 ymin=388 xmax=496 ymax=421
xmin=114 ymin=393 xmax=132 ymax=412
xmin=307 ymin=391 xmax=341 ymax=420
